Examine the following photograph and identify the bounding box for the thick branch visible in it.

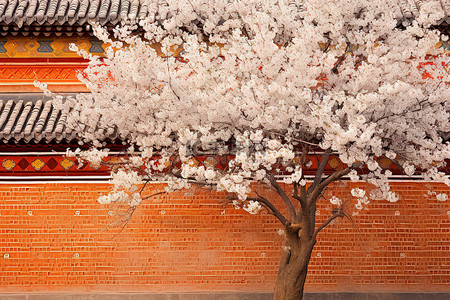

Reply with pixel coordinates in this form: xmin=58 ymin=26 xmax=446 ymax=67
xmin=277 ymin=249 xmax=291 ymax=275
xmin=310 ymin=167 xmax=351 ymax=203
xmin=319 ymin=167 xmax=351 ymax=190
xmin=292 ymin=146 xmax=308 ymax=209
xmin=267 ymin=174 xmax=297 ymax=222
xmin=292 ymin=182 xmax=305 ymax=206
xmin=248 ymin=195 xmax=290 ymax=226
xmin=307 ymin=149 xmax=331 ymax=198
xmin=292 ymin=183 xmax=305 ymax=224
xmin=312 ymin=167 xmax=351 ymax=200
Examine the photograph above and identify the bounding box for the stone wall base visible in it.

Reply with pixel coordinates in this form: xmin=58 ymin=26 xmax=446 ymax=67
xmin=0 ymin=293 xmax=448 ymax=300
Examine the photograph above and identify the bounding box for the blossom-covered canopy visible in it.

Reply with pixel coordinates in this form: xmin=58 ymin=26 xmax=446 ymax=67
xmin=54 ymin=0 xmax=450 ymax=212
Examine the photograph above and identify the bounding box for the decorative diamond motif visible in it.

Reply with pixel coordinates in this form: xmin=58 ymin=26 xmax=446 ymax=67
xmin=215 ymin=156 xmax=231 ymax=169
xmin=18 ymin=158 xmax=29 ymax=170
xmin=0 ymin=41 xmax=6 ymax=53
xmin=89 ymin=40 xmax=104 ymax=53
xmin=2 ymin=159 xmax=16 ymax=170
xmin=37 ymin=41 xmax=54 ymax=52
xmin=377 ymin=157 xmax=392 ymax=169
xmin=89 ymin=163 xmax=101 ymax=170
xmin=187 ymin=158 xmax=199 ymax=167
xmin=31 ymin=158 xmax=45 ymax=170
xmin=14 ymin=40 xmax=27 ymax=53
xmin=107 ymin=157 xmax=121 ymax=164
xmin=203 ymin=157 xmax=218 ymax=168
xmin=328 ymin=157 xmax=342 ymax=169
xmin=46 ymin=158 xmax=58 ymax=170
xmin=59 ymin=158 xmax=75 ymax=170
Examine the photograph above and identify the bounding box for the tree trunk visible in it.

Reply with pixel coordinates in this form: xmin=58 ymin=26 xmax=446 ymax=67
xmin=273 ymin=236 xmax=315 ymax=300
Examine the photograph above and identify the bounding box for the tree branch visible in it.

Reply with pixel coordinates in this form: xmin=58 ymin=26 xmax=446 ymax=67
xmin=310 ymin=167 xmax=351 ymax=202
xmin=313 ymin=210 xmax=344 ymax=239
xmin=319 ymin=167 xmax=351 ymax=190
xmin=292 ymin=181 xmax=307 ymax=209
xmin=141 ymin=191 xmax=167 ymax=201
xmin=248 ymin=195 xmax=290 ymax=226
xmin=307 ymin=149 xmax=331 ymax=199
xmin=332 ymin=43 xmax=349 ymax=74
xmin=267 ymin=174 xmax=297 ymax=222
xmin=264 ymin=129 xmax=321 ymax=147
xmin=139 ymin=179 xmax=151 ymax=194
xmin=298 ymin=146 xmax=308 ymax=205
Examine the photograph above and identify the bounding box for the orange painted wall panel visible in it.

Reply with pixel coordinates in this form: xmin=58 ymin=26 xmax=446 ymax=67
xmin=0 ymin=183 xmax=448 ymax=293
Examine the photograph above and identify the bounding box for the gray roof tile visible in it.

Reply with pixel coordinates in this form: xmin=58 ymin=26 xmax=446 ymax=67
xmin=0 ymin=96 xmax=447 ymax=145
xmin=0 ymin=95 xmax=123 ymax=144
xmin=0 ymin=0 xmax=448 ymax=28
xmin=0 ymin=98 xmax=77 ymax=143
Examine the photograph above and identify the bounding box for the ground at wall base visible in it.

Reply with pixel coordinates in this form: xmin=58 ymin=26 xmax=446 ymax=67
xmin=0 ymin=293 xmax=448 ymax=300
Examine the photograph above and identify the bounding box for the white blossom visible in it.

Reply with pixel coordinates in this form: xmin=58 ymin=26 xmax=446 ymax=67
xmin=98 ymin=191 xmax=129 ymax=205
xmin=436 ymin=193 xmax=448 ymax=202
xmin=367 ymin=160 xmax=379 ymax=171
xmin=58 ymin=0 xmax=450 ymax=214
xmin=386 ymin=191 xmax=400 ymax=203
xmin=403 ymin=162 xmax=416 ymax=177
xmin=329 ymin=196 xmax=342 ymax=206
xmin=243 ymin=200 xmax=262 ymax=214
xmin=351 ymin=188 xmax=366 ymax=199
xmin=348 ymin=170 xmax=359 ymax=182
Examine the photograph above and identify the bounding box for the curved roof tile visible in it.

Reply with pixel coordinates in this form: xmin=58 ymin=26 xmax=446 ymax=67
xmin=0 ymin=96 xmax=123 ymax=144
xmin=0 ymin=98 xmax=78 ymax=143
xmin=0 ymin=0 xmax=448 ymax=28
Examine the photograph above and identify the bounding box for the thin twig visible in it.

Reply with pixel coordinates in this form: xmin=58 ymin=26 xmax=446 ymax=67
xmin=313 ymin=210 xmax=344 ymax=239
xmin=332 ymin=43 xmax=349 ymax=74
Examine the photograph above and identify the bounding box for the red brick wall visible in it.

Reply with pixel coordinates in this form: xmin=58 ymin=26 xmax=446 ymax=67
xmin=0 ymin=182 xmax=448 ymax=293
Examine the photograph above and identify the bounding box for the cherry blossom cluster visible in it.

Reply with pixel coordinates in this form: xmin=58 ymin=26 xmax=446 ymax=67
xmin=60 ymin=0 xmax=449 ymax=212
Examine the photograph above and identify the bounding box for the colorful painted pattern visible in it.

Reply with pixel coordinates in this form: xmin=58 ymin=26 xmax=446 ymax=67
xmin=0 ymin=155 xmax=109 ymax=176
xmin=0 ymin=154 xmax=413 ymax=177
xmin=0 ymin=65 xmax=84 ymax=81
xmin=0 ymin=37 xmax=106 ymax=58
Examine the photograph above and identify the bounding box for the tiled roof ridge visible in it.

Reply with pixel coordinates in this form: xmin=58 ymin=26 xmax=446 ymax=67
xmin=0 ymin=97 xmax=77 ymax=143
xmin=0 ymin=0 xmax=144 ymax=27
xmin=0 ymin=0 xmax=448 ymax=28
xmin=0 ymin=97 xmax=448 ymax=145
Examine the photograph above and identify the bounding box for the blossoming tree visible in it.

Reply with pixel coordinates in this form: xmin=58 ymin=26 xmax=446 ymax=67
xmin=57 ymin=1 xmax=450 ymax=299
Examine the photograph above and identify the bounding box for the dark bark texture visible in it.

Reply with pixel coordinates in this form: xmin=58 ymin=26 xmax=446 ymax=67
xmin=273 ymin=237 xmax=315 ymax=300
xmin=271 ymin=152 xmax=350 ymax=299
xmin=229 ymin=151 xmax=350 ymax=300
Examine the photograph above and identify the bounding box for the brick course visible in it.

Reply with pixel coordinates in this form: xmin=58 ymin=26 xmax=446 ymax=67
xmin=0 ymin=182 xmax=448 ymax=293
